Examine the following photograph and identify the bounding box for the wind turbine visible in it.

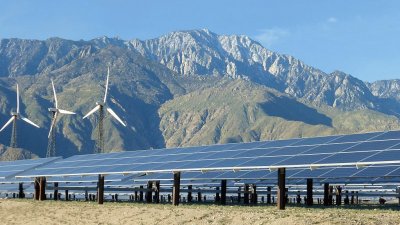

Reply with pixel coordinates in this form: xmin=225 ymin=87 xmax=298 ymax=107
xmin=83 ymin=67 xmax=126 ymax=153
xmin=0 ymin=84 xmax=40 ymax=148
xmin=47 ymin=79 xmax=76 ymax=158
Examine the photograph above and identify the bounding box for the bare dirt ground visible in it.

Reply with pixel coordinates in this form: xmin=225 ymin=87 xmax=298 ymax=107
xmin=1 ymin=199 xmax=399 ymax=225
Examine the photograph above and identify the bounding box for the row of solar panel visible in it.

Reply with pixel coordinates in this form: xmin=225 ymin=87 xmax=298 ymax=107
xmin=17 ymin=131 xmax=400 ymax=177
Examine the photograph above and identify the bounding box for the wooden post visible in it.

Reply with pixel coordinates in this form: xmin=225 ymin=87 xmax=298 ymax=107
xmin=323 ymin=183 xmax=329 ymax=206
xmin=243 ymin=184 xmax=249 ymax=204
xmin=187 ymin=185 xmax=193 ymax=203
xmin=296 ymin=191 xmax=301 ymax=204
xmin=336 ymin=186 xmax=342 ymax=206
xmin=221 ymin=180 xmax=227 ymax=205
xmin=65 ymin=190 xmax=69 ymax=201
xmin=344 ymin=190 xmax=349 ymax=205
xmin=251 ymin=184 xmax=257 ymax=204
xmin=97 ymin=174 xmax=104 ymax=204
xmin=277 ymin=168 xmax=286 ymax=210
xmin=53 ymin=182 xmax=58 ymax=201
xmin=197 ymin=192 xmax=201 ymax=202
xmin=172 ymin=172 xmax=181 ymax=206
xmin=154 ymin=181 xmax=160 ymax=203
xmin=329 ymin=186 xmax=333 ymax=205
xmin=146 ymin=181 xmax=153 ymax=203
xmin=139 ymin=185 xmax=144 ymax=202
xmin=18 ymin=183 xmax=24 ymax=199
xmin=237 ymin=187 xmax=241 ymax=203
xmin=34 ymin=177 xmax=40 ymax=200
xmin=355 ymin=191 xmax=359 ymax=204
xmin=267 ymin=186 xmax=271 ymax=204
xmin=135 ymin=189 xmax=138 ymax=201
xmin=39 ymin=177 xmax=46 ymax=201
xmin=85 ymin=190 xmax=88 ymax=201
xmin=215 ymin=187 xmax=220 ymax=203
xmin=306 ymin=178 xmax=313 ymax=206
xmin=351 ymin=191 xmax=354 ymax=205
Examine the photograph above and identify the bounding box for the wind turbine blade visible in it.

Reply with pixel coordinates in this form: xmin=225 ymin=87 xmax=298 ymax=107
xmin=83 ymin=105 xmax=101 ymax=119
xmin=58 ymin=109 xmax=76 ymax=115
xmin=0 ymin=116 xmax=15 ymax=132
xmin=103 ymin=67 xmax=110 ymax=104
xmin=51 ymin=79 xmax=58 ymax=108
xmin=107 ymin=107 xmax=126 ymax=127
xmin=16 ymin=83 xmax=20 ymax=114
xmin=48 ymin=112 xmax=58 ymax=138
xmin=21 ymin=117 xmax=40 ymax=128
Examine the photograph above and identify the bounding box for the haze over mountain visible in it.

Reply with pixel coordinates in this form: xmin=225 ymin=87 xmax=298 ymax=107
xmin=0 ymin=29 xmax=399 ymax=160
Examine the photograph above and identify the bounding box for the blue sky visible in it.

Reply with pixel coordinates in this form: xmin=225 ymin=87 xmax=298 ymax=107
xmin=1 ymin=0 xmax=399 ymax=82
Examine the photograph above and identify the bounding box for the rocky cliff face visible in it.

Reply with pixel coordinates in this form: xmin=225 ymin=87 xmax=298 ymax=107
xmin=0 ymin=29 xmax=399 ymax=159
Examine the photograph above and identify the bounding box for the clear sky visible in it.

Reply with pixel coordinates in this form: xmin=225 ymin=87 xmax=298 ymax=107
xmin=1 ymin=0 xmax=399 ymax=82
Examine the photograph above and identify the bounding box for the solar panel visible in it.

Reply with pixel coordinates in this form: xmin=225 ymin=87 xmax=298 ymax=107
xmin=0 ymin=157 xmax=60 ymax=179
xmin=13 ymin=130 xmax=400 ymax=188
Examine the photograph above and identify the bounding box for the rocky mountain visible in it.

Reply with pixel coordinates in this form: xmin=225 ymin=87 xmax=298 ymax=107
xmin=0 ymin=29 xmax=399 ymax=160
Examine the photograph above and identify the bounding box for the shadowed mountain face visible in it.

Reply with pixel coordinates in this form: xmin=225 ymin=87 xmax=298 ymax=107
xmin=0 ymin=30 xmax=399 ymax=159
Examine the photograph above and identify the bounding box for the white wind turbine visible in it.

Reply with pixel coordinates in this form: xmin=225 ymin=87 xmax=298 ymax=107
xmin=0 ymin=84 xmax=40 ymax=148
xmin=83 ymin=67 xmax=126 ymax=153
xmin=47 ymin=79 xmax=76 ymax=157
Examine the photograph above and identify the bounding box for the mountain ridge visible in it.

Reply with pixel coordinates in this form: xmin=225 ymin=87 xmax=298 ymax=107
xmin=0 ymin=29 xmax=399 ymax=160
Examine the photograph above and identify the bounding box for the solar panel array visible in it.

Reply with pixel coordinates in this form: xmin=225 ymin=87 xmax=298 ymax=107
xmin=15 ymin=130 xmax=400 ymax=181
xmin=0 ymin=157 xmax=60 ymax=179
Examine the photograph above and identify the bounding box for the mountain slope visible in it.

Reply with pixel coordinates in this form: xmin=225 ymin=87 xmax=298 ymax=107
xmin=159 ymin=80 xmax=400 ymax=147
xmin=0 ymin=30 xmax=399 ymax=159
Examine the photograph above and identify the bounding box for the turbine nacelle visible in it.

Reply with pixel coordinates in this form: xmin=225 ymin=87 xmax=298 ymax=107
xmin=48 ymin=108 xmax=58 ymax=113
xmin=95 ymin=102 xmax=104 ymax=107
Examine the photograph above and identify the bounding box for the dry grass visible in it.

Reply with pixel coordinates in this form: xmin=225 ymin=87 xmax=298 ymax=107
xmin=0 ymin=199 xmax=399 ymax=225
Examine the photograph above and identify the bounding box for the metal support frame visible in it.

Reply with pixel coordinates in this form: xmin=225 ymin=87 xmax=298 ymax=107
xmin=277 ymin=168 xmax=286 ymax=210
xmin=172 ymin=172 xmax=181 ymax=206
xmin=97 ymin=174 xmax=104 ymax=204
xmin=306 ymin=178 xmax=313 ymax=206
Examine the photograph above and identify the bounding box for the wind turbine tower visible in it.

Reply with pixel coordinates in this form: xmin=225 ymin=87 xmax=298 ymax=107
xmin=0 ymin=84 xmax=40 ymax=148
xmin=83 ymin=67 xmax=126 ymax=153
xmin=47 ymin=79 xmax=76 ymax=157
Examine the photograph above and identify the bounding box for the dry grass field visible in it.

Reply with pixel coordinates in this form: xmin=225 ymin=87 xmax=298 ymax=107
xmin=1 ymin=199 xmax=399 ymax=225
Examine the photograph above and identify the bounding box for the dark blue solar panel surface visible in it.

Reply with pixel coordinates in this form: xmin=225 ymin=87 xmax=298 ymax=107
xmin=13 ymin=130 xmax=400 ymax=184
xmin=0 ymin=157 xmax=60 ymax=179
